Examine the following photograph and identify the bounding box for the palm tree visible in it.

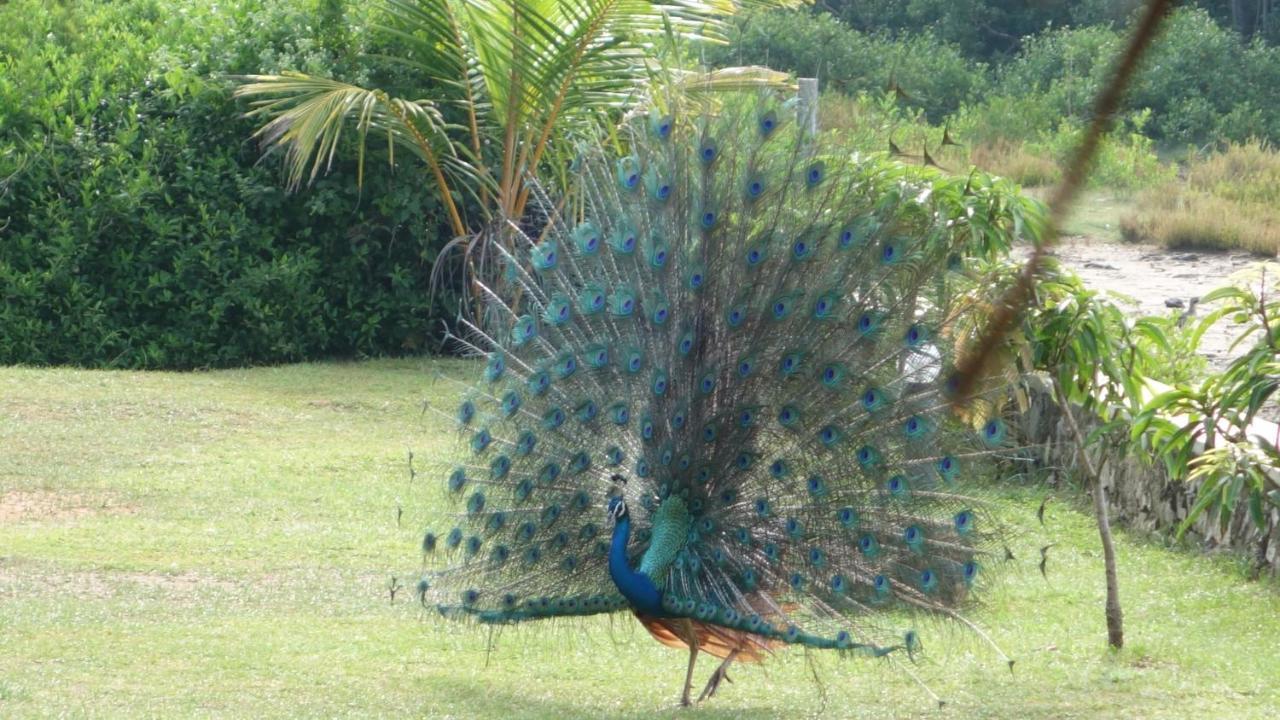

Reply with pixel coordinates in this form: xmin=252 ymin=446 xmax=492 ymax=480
xmin=234 ymin=0 xmax=798 ymax=316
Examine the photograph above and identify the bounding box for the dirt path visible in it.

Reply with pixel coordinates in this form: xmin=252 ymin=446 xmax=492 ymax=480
xmin=1054 ymin=237 xmax=1265 ymax=372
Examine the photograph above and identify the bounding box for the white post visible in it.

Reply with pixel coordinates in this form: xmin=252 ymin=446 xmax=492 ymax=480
xmin=798 ymin=77 xmax=819 ymax=136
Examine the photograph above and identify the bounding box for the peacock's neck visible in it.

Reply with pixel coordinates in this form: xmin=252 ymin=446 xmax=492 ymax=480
xmin=608 ymin=514 xmax=666 ymax=615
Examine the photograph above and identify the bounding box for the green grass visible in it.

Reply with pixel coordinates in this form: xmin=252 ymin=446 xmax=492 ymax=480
xmin=2 ymin=360 xmax=1278 ymax=718
xmin=1025 ymin=188 xmax=1133 ymax=243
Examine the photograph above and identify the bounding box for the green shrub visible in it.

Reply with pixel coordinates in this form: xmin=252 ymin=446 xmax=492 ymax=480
xmin=0 ymin=0 xmax=455 ymax=368
xmin=711 ymin=9 xmax=988 ymax=122
xmin=989 ymin=8 xmax=1280 ymax=147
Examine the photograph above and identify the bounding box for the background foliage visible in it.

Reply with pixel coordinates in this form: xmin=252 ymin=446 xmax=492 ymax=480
xmin=0 ymin=0 xmax=456 ymax=368
xmin=4 ymin=0 xmax=1279 ymax=370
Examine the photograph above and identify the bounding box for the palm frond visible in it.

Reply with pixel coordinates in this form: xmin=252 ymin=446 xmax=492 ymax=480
xmin=234 ymin=72 xmax=470 ymax=235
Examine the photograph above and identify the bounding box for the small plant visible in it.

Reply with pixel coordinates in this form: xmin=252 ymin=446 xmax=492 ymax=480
xmin=1132 ymin=265 xmax=1280 ymax=557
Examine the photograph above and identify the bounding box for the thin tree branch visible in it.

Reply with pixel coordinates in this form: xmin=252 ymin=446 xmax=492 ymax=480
xmin=952 ymin=0 xmax=1174 ymax=403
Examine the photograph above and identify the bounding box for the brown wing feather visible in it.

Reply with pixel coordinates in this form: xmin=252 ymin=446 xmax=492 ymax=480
xmin=634 ymin=612 xmax=776 ymax=662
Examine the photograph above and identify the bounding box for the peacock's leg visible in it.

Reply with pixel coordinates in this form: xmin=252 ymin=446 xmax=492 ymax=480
xmin=697 ymin=648 xmax=739 ymax=702
xmin=678 ymin=620 xmax=699 ymax=707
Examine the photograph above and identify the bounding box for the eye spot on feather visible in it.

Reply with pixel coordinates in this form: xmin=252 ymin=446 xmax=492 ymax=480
xmin=457 ymin=400 xmax=475 ymax=425
xmin=862 ymin=388 xmax=885 ymax=412
xmin=779 ymin=353 xmax=801 ymax=376
xmin=785 ymin=517 xmax=803 ymax=539
xmin=807 ymin=475 xmax=827 ymax=497
xmin=808 ymin=547 xmax=825 ymax=567
xmin=818 ymin=425 xmax=839 ymax=445
xmin=727 ymin=306 xmax=746 ymax=327
xmin=679 ymin=333 xmax=694 ymax=355
xmin=652 ymin=374 xmax=667 ymax=396
xmin=699 ymin=373 xmax=716 ymax=394
xmin=837 ymin=506 xmax=859 ymax=529
xmin=527 ymin=371 xmax=550 ymax=396
xmin=858 ymin=533 xmax=879 ymax=558
xmin=856 ymin=445 xmax=880 ymax=467
xmin=489 ymin=455 xmax=511 ymax=480
xmin=981 ymin=418 xmax=1007 ymax=446
xmin=874 ymin=574 xmax=891 ymax=597
xmin=764 ymin=543 xmax=780 ymax=563
xmin=920 ymin=568 xmax=938 ymax=592
xmin=450 ymin=466 xmax=471 ymax=491
xmin=759 ymin=111 xmax=777 ymax=136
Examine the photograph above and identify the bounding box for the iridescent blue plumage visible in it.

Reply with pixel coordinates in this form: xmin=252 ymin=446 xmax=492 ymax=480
xmin=418 ymin=91 xmax=1023 ymax=706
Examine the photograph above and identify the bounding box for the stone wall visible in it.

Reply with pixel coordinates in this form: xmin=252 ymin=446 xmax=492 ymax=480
xmin=1015 ymin=378 xmax=1280 ymax=574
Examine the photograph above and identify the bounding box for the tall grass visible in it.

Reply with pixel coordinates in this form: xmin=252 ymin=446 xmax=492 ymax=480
xmin=1121 ymin=140 xmax=1280 ymax=255
xmin=816 ymin=93 xmax=1170 ymax=192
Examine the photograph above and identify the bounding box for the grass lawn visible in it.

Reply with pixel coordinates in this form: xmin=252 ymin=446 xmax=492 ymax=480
xmin=2 ymin=359 xmax=1278 ymax=718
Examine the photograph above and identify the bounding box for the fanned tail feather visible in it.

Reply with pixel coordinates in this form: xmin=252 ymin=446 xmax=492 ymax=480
xmin=416 ymin=89 xmax=1032 ymax=671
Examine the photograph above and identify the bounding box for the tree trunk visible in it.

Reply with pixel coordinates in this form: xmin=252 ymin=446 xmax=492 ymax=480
xmin=1091 ymin=460 xmax=1125 ymax=649
xmin=1053 ymin=383 xmax=1125 ymax=649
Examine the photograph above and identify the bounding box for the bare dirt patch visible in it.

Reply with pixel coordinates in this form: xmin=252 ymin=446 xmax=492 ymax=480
xmin=1054 ymin=238 xmax=1267 ymax=372
xmin=0 ymin=490 xmax=137 ymax=523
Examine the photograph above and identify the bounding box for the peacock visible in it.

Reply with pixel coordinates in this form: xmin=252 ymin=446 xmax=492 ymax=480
xmin=416 ymin=91 xmax=1022 ymax=707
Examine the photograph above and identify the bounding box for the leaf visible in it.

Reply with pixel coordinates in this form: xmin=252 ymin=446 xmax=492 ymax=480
xmin=1249 ymin=489 xmax=1265 ymax=529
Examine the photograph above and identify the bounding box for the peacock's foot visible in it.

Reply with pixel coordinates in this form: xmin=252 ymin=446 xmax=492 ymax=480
xmin=696 ymin=664 xmax=733 ymax=702
xmin=679 ymin=693 xmax=693 ymax=708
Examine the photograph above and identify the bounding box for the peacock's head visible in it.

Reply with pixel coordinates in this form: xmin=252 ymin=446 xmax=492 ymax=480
xmin=606 ymin=474 xmax=629 ymax=523
xmin=606 ymin=496 xmax=628 ymax=523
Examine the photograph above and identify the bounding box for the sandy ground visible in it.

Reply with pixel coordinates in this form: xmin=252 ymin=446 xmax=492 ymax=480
xmin=1052 ymin=237 xmax=1279 ymax=425
xmin=1053 ymin=238 xmax=1269 ymax=372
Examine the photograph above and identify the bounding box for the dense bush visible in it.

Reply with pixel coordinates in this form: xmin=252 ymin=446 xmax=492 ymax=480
xmin=820 ymin=0 xmax=1140 ymax=59
xmin=709 ymin=9 xmax=988 ymax=122
xmin=993 ymin=8 xmax=1280 ymax=146
xmin=726 ymin=7 xmax=1280 ymax=149
xmin=0 ymin=0 xmax=455 ymax=368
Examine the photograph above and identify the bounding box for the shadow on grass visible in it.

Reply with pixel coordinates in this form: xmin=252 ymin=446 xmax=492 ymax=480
xmin=410 ymin=678 xmax=795 ymax=719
